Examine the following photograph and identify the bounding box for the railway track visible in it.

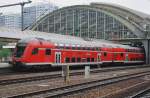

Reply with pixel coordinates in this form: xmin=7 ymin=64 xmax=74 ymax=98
xmin=0 ymin=65 xmax=149 ymax=86
xmin=0 ymin=67 xmax=14 ymax=75
xmin=130 ymin=87 xmax=150 ymax=98
xmin=6 ymin=70 xmax=150 ymax=98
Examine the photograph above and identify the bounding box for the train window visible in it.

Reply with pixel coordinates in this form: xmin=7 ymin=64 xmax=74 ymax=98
xmin=72 ymin=47 xmax=76 ymax=50
xmin=83 ymin=47 xmax=86 ymax=50
xmin=91 ymin=58 xmax=94 ymax=62
xmin=87 ymin=47 xmax=90 ymax=50
xmin=32 ymin=48 xmax=38 ymax=55
xmin=100 ymin=47 xmax=101 ymax=51
xmin=66 ymin=47 xmax=70 ymax=49
xmin=87 ymin=58 xmax=90 ymax=62
xmin=92 ymin=48 xmax=95 ymax=51
xmin=77 ymin=47 xmax=81 ymax=50
xmin=46 ymin=49 xmax=51 ymax=55
xmin=15 ymin=46 xmax=26 ymax=57
xmin=96 ymin=47 xmax=99 ymax=51
xmin=60 ymin=46 xmax=64 ymax=49
xmin=65 ymin=57 xmax=70 ymax=63
xmin=120 ymin=53 xmax=123 ymax=57
xmin=82 ymin=58 xmax=87 ymax=62
xmin=77 ymin=58 xmax=81 ymax=62
xmin=56 ymin=46 xmax=60 ymax=49
xmin=71 ymin=57 xmax=76 ymax=62
xmin=104 ymin=52 xmax=107 ymax=57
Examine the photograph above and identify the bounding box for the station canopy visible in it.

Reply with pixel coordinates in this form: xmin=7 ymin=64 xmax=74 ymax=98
xmin=0 ymin=27 xmax=139 ymax=49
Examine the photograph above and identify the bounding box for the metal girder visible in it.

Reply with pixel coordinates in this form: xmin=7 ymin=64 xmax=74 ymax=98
xmin=30 ymin=5 xmax=146 ymax=38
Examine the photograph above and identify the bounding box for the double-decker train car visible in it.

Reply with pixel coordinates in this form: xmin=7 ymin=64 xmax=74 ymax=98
xmin=11 ymin=35 xmax=145 ymax=69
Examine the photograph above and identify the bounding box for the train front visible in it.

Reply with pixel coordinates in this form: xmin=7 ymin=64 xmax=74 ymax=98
xmin=12 ymin=38 xmax=29 ymax=69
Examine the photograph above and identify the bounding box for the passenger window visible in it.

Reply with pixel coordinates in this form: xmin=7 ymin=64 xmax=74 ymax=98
xmin=91 ymin=58 xmax=94 ymax=62
xmin=66 ymin=47 xmax=70 ymax=49
xmin=120 ymin=53 xmax=123 ymax=57
xmin=72 ymin=57 xmax=76 ymax=62
xmin=72 ymin=47 xmax=76 ymax=50
xmin=87 ymin=58 xmax=90 ymax=62
xmin=96 ymin=47 xmax=99 ymax=51
xmin=104 ymin=52 xmax=107 ymax=57
xmin=32 ymin=48 xmax=38 ymax=55
xmin=77 ymin=47 xmax=81 ymax=50
xmin=65 ymin=57 xmax=70 ymax=63
xmin=83 ymin=47 xmax=86 ymax=50
xmin=92 ymin=48 xmax=95 ymax=51
xmin=46 ymin=49 xmax=51 ymax=55
xmin=87 ymin=47 xmax=90 ymax=50
xmin=77 ymin=58 xmax=81 ymax=62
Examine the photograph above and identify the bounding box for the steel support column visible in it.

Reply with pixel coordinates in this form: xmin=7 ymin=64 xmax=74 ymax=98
xmin=142 ymin=39 xmax=150 ymax=64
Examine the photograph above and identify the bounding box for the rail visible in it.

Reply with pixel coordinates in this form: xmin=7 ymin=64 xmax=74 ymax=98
xmin=7 ymin=71 xmax=150 ymax=98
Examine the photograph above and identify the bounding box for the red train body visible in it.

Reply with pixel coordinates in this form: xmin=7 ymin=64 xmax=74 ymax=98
xmin=12 ymin=36 xmax=145 ymax=69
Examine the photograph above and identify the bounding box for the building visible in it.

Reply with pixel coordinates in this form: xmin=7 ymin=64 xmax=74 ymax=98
xmin=4 ymin=14 xmax=21 ymax=29
xmin=23 ymin=3 xmax=58 ymax=29
xmin=0 ymin=15 xmax=5 ymax=26
xmin=30 ymin=3 xmax=150 ymax=41
xmin=0 ymin=3 xmax=58 ymax=29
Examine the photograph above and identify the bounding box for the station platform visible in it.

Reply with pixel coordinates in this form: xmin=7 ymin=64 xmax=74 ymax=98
xmin=0 ymin=63 xmax=11 ymax=68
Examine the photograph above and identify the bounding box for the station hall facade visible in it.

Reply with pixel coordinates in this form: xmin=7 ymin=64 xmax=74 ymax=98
xmin=30 ymin=3 xmax=150 ymax=40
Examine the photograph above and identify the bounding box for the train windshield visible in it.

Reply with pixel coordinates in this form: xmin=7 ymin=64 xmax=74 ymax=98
xmin=15 ymin=45 xmax=26 ymax=57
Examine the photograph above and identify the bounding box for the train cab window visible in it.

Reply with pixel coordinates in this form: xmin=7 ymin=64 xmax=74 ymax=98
xmin=91 ymin=58 xmax=94 ymax=62
xmin=15 ymin=45 xmax=26 ymax=57
xmin=104 ymin=52 xmax=107 ymax=57
xmin=65 ymin=57 xmax=70 ymax=63
xmin=46 ymin=49 xmax=51 ymax=55
xmin=32 ymin=48 xmax=38 ymax=55
xmin=72 ymin=57 xmax=76 ymax=62
xmin=77 ymin=58 xmax=81 ymax=62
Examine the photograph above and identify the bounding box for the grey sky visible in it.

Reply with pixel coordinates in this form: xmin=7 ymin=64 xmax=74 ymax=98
xmin=0 ymin=0 xmax=150 ymax=15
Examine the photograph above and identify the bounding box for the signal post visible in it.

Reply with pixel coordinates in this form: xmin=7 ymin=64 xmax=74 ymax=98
xmin=62 ymin=65 xmax=70 ymax=83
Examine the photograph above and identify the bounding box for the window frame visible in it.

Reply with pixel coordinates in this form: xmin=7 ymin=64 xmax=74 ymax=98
xmin=32 ymin=48 xmax=38 ymax=55
xmin=45 ymin=48 xmax=51 ymax=55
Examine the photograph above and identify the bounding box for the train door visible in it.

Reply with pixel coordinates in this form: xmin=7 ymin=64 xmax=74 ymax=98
xmin=97 ymin=53 xmax=101 ymax=62
xmin=126 ymin=54 xmax=128 ymax=61
xmin=55 ymin=52 xmax=61 ymax=63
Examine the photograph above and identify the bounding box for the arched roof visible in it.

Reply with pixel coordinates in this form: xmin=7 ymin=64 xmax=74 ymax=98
xmin=91 ymin=3 xmax=150 ymax=30
xmin=30 ymin=3 xmax=149 ymax=38
xmin=91 ymin=3 xmax=150 ymax=21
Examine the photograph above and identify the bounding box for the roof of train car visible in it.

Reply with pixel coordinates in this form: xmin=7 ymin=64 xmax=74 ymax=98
xmin=19 ymin=36 xmax=139 ymax=50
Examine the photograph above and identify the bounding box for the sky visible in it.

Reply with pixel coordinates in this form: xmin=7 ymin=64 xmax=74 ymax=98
xmin=0 ymin=0 xmax=150 ymax=15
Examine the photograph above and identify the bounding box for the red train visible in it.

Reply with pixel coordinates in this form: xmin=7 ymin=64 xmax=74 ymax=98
xmin=11 ymin=35 xmax=145 ymax=69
